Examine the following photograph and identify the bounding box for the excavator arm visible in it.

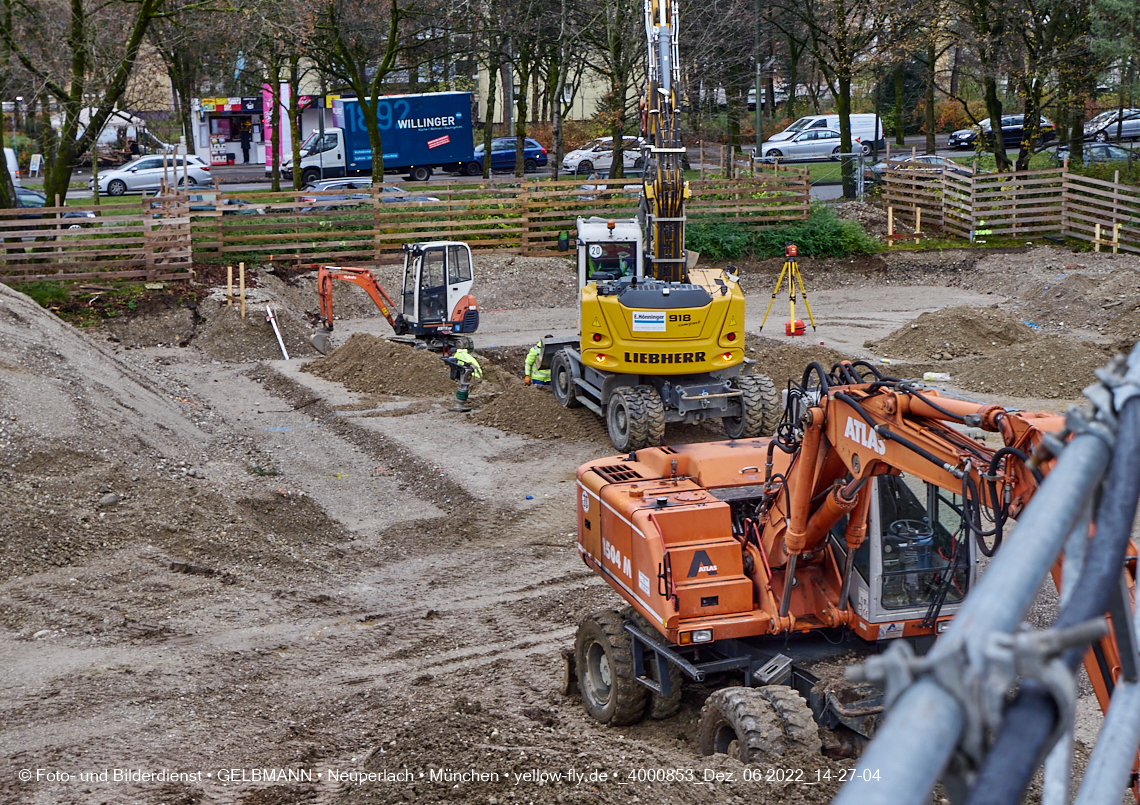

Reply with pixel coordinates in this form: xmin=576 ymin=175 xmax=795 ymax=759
xmin=311 ymin=265 xmax=405 ymax=354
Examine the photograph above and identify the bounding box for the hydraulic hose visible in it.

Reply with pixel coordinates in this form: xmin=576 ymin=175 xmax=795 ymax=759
xmin=963 ymin=396 xmax=1140 ymax=805
xmin=835 ymin=391 xmax=963 ymax=477
xmin=907 ymin=388 xmax=968 ymax=423
xmin=802 ymin=362 xmax=830 ymax=395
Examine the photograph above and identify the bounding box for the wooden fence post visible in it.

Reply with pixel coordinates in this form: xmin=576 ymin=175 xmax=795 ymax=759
xmin=520 ymin=190 xmax=530 ymax=256
xmin=699 ymin=141 xmax=705 ymax=179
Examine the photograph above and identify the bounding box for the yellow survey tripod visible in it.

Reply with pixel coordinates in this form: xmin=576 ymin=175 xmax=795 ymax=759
xmin=759 ymin=243 xmax=816 ymax=336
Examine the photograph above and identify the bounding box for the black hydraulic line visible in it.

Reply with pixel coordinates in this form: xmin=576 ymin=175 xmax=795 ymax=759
xmin=850 ymin=359 xmax=886 ymax=381
xmin=835 ymin=392 xmax=962 ymax=477
xmin=989 ymin=445 xmax=1045 ymax=486
xmin=802 ymin=362 xmax=830 ymax=395
xmin=963 ymin=397 xmax=1140 ymax=805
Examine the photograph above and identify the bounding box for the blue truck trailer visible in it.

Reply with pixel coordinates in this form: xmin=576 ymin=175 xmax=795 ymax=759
xmin=280 ymin=91 xmax=473 ymax=183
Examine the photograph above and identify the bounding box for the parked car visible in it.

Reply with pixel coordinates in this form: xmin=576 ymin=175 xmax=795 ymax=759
xmin=947 ymin=115 xmax=1056 ymax=150
xmin=91 ymin=154 xmax=212 ymax=196
xmin=462 ymin=137 xmax=548 ymax=176
xmin=1050 ymin=143 xmax=1138 ymax=165
xmin=762 ymin=113 xmax=885 ymax=154
xmin=757 ymin=128 xmax=843 ymax=161
xmin=298 ymin=179 xmax=439 ymax=212
xmin=1084 ymin=108 xmax=1140 ymax=142
xmin=561 ymin=136 xmax=646 ymax=174
xmin=577 ymin=168 xmax=644 ymax=200
xmin=867 ymin=153 xmax=974 ymax=179
xmin=13 ymin=187 xmax=95 ymax=228
xmin=187 ymin=193 xmax=263 ymax=215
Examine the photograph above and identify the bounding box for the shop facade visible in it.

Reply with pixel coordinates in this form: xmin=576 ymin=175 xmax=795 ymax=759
xmin=191 ymin=90 xmax=331 ymax=167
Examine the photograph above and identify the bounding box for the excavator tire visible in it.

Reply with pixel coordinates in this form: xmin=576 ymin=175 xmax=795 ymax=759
xmin=755 ymin=685 xmax=823 ymax=755
xmin=698 ymin=687 xmax=788 ymax=763
xmin=575 ymin=610 xmax=647 ymax=726
xmin=551 ymin=350 xmax=581 ymax=408
xmin=723 ymin=373 xmax=780 ymax=439
xmin=621 ymin=606 xmax=683 ymax=719
xmin=607 ymin=386 xmax=663 ymax=451
xmin=698 ymin=686 xmax=822 ymax=763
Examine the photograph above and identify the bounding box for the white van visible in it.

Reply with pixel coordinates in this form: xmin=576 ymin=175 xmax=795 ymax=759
xmin=764 ymin=114 xmax=885 ymax=155
xmin=4 ymin=147 xmax=20 ymax=187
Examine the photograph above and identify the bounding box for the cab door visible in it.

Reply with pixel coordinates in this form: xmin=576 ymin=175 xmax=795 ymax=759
xmin=417 ymin=246 xmax=448 ymax=324
xmin=445 ymin=244 xmax=474 ymax=319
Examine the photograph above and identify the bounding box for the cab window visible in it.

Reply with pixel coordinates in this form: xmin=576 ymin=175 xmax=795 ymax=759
xmin=447 ymin=245 xmax=472 ymax=283
xmin=586 ymin=241 xmax=637 ymax=278
xmin=422 ymin=248 xmax=446 ymax=288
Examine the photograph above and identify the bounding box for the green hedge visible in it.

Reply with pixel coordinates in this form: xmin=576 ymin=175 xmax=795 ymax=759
xmin=687 ymin=203 xmax=879 ymax=261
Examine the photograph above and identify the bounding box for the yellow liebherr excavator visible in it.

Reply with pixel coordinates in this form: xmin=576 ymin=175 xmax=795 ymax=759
xmin=547 ymin=0 xmax=779 ymax=452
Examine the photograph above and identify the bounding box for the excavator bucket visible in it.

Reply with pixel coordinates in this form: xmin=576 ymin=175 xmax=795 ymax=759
xmin=310 ymin=328 xmax=333 ymax=355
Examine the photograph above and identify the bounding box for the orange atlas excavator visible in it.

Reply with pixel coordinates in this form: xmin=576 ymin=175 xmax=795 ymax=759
xmin=567 ymin=358 xmax=1137 ymax=762
xmin=310 ymin=241 xmax=478 ymax=354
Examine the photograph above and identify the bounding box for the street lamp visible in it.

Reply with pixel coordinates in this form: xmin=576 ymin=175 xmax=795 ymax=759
xmin=14 ymin=96 xmax=22 ymax=134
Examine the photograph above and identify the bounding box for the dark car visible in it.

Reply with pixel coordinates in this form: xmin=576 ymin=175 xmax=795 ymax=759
xmin=462 ymin=137 xmax=548 ymax=176
xmin=867 ymin=154 xmax=976 ymax=180
xmin=15 ymin=187 xmax=95 ymax=227
xmin=948 ymin=115 xmax=1056 ymax=150
xmin=1049 ymin=143 xmax=1138 ymax=165
xmin=298 ymin=180 xmax=439 ymax=212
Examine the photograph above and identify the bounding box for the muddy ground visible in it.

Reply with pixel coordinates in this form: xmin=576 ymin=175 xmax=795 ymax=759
xmin=2 ymin=241 xmax=1138 ymax=805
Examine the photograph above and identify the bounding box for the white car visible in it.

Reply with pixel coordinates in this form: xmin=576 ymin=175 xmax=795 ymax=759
xmin=758 ymin=128 xmax=843 ymax=161
xmin=561 ymin=136 xmax=646 ymax=175
xmin=91 ymin=154 xmax=212 ymax=196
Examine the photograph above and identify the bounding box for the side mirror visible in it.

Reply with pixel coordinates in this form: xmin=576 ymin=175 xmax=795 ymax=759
xmin=557 ymin=231 xmax=570 ymax=252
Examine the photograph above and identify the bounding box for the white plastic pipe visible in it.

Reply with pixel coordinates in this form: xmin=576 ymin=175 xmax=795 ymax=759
xmin=265 ymin=305 xmax=289 ymax=360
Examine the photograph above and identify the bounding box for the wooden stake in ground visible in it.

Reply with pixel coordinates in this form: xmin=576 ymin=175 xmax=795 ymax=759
xmin=227 ymin=265 xmax=233 ymax=306
xmin=239 ymin=262 xmax=246 ymax=319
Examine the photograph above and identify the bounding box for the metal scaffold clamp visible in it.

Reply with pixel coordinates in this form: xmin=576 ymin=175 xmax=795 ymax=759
xmin=850 ymin=618 xmax=1108 ymax=770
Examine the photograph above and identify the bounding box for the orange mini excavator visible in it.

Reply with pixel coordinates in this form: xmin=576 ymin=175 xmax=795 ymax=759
xmin=310 ymin=241 xmax=478 ymax=354
xmin=567 ymin=359 xmax=1136 ymax=763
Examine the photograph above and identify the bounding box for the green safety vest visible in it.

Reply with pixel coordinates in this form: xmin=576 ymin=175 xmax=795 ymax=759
xmin=454 ymin=349 xmax=483 ymax=378
xmin=525 ymin=343 xmax=550 ymax=382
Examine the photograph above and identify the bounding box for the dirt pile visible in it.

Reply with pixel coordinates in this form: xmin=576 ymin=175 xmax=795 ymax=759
xmin=866 ymin=306 xmax=1037 ymax=361
xmin=303 ymin=333 xmax=458 ymax=396
xmin=472 ymin=384 xmax=609 ymax=441
xmin=834 ymin=200 xmax=911 ymax=240
xmin=746 ymin=335 xmax=853 ymax=388
xmin=952 ymin=335 xmax=1111 ymax=399
xmin=471 ymin=253 xmax=578 ymax=310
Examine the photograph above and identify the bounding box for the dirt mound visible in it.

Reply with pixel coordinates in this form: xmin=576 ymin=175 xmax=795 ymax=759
xmin=834 ymin=200 xmax=911 ymax=240
xmin=867 ymin=306 xmax=1037 ymax=361
xmin=951 ymin=335 xmax=1111 ymax=399
xmin=303 ymin=333 xmax=458 ymax=396
xmin=472 ymin=384 xmax=609 ymax=441
xmin=746 ymin=335 xmax=854 ymax=388
xmin=193 ymin=299 xmax=319 ymax=361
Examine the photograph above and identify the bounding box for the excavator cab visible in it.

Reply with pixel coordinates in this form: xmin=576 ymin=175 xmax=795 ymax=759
xmin=401 ymin=242 xmax=475 ymax=329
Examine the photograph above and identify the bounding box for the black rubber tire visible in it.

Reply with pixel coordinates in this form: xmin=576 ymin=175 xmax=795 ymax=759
xmin=1095 ymin=131 xmax=1108 ymax=143
xmin=831 ymin=146 xmax=842 ymax=160
xmin=465 ymin=161 xmax=482 ymax=176
xmin=633 ymin=156 xmax=645 ymax=169
xmin=524 ymin=158 xmax=538 ymax=173
xmin=551 ymin=350 xmax=581 ymax=409
xmin=637 ymin=386 xmax=666 ymax=446
xmin=301 ymin=168 xmax=322 ymax=185
xmin=607 ymin=387 xmax=646 ymax=451
xmin=575 ymin=610 xmax=647 ymax=726
xmin=180 ymin=176 xmax=198 ymax=188
xmin=723 ymin=373 xmax=780 ymax=439
xmin=698 ymin=685 xmax=821 ymax=764
xmin=107 ymin=179 xmax=127 ymax=197
xmin=578 ymin=160 xmax=594 ymax=174
xmin=622 ymin=606 xmax=683 ymax=719
xmin=409 ymin=165 xmax=432 ymax=182
xmin=766 ymin=149 xmax=782 ymax=159
xmin=860 ymin=142 xmax=872 ymax=156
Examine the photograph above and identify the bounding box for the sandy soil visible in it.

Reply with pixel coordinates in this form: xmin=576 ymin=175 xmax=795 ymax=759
xmin=1 ymin=240 xmax=1134 ymax=805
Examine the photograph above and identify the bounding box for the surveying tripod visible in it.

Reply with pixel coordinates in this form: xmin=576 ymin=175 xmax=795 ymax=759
xmin=759 ymin=243 xmax=816 ymax=335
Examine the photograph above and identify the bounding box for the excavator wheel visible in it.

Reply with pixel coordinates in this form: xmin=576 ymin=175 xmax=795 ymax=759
xmin=621 ymin=606 xmax=683 ymax=719
xmin=551 ymin=350 xmax=581 ymax=408
xmin=606 ymin=386 xmax=665 ymax=452
xmin=698 ymin=686 xmax=821 ymax=764
xmin=575 ymin=610 xmax=647 ymax=726
xmin=723 ymin=373 xmax=780 ymax=439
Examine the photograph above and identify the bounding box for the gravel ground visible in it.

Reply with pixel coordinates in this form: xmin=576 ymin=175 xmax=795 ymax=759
xmin=2 ymin=242 xmax=1134 ymax=805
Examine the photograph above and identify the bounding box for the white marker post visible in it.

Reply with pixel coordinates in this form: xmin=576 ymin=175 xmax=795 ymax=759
xmin=265 ymin=305 xmax=289 ymax=360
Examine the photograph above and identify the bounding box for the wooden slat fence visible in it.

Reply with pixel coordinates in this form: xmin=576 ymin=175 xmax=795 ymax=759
xmin=0 ymin=195 xmax=193 ymax=283
xmin=1062 ymin=171 xmax=1140 ymax=254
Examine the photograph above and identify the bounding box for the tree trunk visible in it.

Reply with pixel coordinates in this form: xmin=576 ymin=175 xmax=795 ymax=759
xmin=893 ymin=65 xmax=906 ymax=145
xmin=0 ymin=111 xmax=15 ymax=208
xmin=289 ymin=54 xmax=303 ymax=190
xmin=483 ymin=51 xmax=498 ymax=179
xmin=514 ymin=46 xmax=531 ymax=178
xmin=982 ymin=76 xmax=1009 ymax=171
xmin=949 ymin=46 xmax=960 ymax=98
xmin=269 ymin=61 xmax=281 ymax=192
xmin=838 ymin=73 xmax=855 ymax=198
xmin=925 ymin=41 xmax=936 ymax=154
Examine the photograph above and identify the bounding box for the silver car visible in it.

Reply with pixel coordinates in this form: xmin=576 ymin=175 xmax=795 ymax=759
xmin=1085 ymin=109 xmax=1140 ymax=142
xmin=92 ymin=155 xmax=212 ymax=196
xmin=759 ymin=128 xmax=843 ymax=161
